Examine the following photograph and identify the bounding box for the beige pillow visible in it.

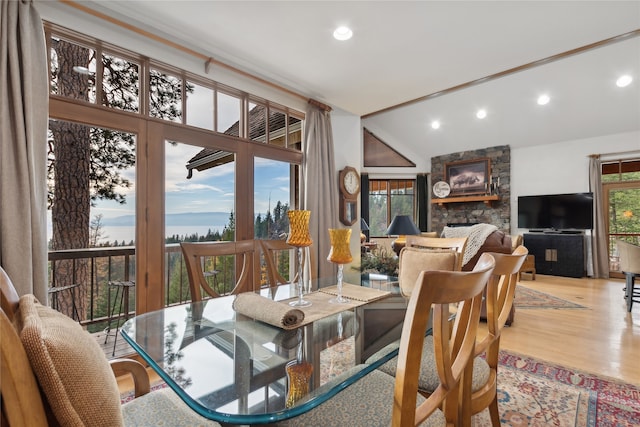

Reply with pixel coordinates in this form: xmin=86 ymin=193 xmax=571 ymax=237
xmin=15 ymin=294 xmax=124 ymax=427
xmin=399 ymin=247 xmax=457 ymax=296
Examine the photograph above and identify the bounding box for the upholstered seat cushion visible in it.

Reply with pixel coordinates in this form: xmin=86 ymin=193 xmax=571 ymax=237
xmin=399 ymin=248 xmax=457 ymax=296
xmin=15 ymin=294 xmax=125 ymax=427
xmin=272 ymin=366 xmax=444 ymax=426
xmin=122 ymin=387 xmax=220 ymax=426
xmin=367 ymin=336 xmax=491 ymax=393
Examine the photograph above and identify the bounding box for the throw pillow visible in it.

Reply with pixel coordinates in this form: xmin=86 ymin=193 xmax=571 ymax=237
xmin=399 ymin=248 xmax=457 ymax=296
xmin=15 ymin=294 xmax=124 ymax=427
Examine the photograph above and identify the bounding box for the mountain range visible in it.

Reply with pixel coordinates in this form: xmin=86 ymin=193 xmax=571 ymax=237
xmin=102 ymin=212 xmax=231 ymax=227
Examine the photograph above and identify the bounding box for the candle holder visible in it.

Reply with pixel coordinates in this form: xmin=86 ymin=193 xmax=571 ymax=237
xmin=285 ymin=330 xmax=313 ymax=408
xmin=327 ymin=228 xmax=353 ymax=304
xmin=287 ymin=210 xmax=313 ymax=307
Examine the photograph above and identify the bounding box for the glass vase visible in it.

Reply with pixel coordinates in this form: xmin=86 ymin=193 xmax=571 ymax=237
xmin=327 ymin=228 xmax=353 ymax=304
xmin=287 ymin=210 xmax=312 ymax=307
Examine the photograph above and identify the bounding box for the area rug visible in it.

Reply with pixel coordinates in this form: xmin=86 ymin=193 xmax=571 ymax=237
xmin=514 ymin=285 xmax=587 ymax=310
xmin=121 ymin=350 xmax=640 ymax=427
xmin=473 ymin=351 xmax=640 ymax=427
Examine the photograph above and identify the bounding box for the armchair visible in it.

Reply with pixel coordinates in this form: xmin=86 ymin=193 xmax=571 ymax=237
xmin=1 ymin=295 xmax=220 ymax=427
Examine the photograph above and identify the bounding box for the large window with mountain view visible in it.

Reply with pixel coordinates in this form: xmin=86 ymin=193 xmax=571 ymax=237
xmin=46 ymin=22 xmax=304 ymax=318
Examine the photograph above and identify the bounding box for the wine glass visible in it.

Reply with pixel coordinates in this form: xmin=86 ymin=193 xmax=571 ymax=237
xmin=287 ymin=210 xmax=313 ymax=307
xmin=327 ymin=228 xmax=353 ymax=303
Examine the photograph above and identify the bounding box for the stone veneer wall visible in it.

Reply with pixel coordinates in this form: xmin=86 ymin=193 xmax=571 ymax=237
xmin=431 ymin=145 xmax=510 ymax=233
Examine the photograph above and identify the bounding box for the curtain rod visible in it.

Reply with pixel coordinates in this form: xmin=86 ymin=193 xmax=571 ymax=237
xmin=589 ymin=149 xmax=640 ymax=159
xmin=59 ymin=0 xmax=332 ymax=112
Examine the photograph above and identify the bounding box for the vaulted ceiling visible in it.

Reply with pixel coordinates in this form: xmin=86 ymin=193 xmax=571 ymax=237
xmin=58 ymin=1 xmax=640 ymax=154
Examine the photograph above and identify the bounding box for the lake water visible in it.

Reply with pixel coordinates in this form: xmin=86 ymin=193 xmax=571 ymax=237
xmin=108 ymin=225 xmax=224 ymax=243
xmin=49 ymin=225 xmax=225 ymax=245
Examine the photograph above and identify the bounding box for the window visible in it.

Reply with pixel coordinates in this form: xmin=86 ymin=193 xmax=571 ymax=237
xmin=368 ymin=179 xmax=416 ymax=237
xmin=46 ymin=22 xmax=304 ymax=313
xmin=601 ymin=159 xmax=640 ymax=275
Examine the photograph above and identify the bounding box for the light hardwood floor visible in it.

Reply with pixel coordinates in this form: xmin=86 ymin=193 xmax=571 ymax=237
xmin=498 ymin=274 xmax=640 ymax=385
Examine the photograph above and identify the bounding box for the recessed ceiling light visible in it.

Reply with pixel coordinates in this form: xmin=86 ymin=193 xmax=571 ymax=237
xmin=476 ymin=109 xmax=487 ymax=119
xmin=537 ymin=94 xmax=550 ymax=105
xmin=431 ymin=121 xmax=440 ymax=130
xmin=333 ymin=26 xmax=353 ymax=41
xmin=616 ymin=75 xmax=633 ymax=88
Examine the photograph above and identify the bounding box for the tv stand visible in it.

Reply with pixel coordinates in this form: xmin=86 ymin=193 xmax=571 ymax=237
xmin=524 ymin=233 xmax=586 ymax=278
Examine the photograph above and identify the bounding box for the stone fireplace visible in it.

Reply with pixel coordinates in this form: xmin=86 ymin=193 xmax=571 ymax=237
xmin=430 ymin=145 xmax=510 ymax=233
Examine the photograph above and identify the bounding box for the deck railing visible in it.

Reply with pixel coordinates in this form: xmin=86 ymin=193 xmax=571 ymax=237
xmin=48 ymin=244 xmax=215 ymax=332
xmin=47 ymin=243 xmax=286 ymax=332
xmin=608 ymin=233 xmax=640 ymax=272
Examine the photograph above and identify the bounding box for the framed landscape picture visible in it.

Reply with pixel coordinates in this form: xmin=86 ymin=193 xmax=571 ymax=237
xmin=445 ymin=158 xmax=490 ymax=195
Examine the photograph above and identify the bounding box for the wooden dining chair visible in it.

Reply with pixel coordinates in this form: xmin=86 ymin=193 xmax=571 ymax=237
xmin=181 ymin=240 xmax=259 ymax=301
xmin=258 ymin=239 xmax=299 ymax=289
xmin=0 ymin=266 xmax=20 ymax=321
xmin=2 ymin=296 xmax=221 ymax=427
xmin=271 ymin=253 xmax=495 ymax=426
xmin=460 ymin=245 xmax=528 ymax=427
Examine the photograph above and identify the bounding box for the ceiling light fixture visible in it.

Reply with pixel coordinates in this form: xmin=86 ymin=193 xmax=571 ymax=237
xmin=476 ymin=109 xmax=487 ymax=119
xmin=431 ymin=120 xmax=440 ymax=130
xmin=616 ymin=75 xmax=633 ymax=88
xmin=333 ymin=26 xmax=353 ymax=41
xmin=537 ymin=94 xmax=550 ymax=105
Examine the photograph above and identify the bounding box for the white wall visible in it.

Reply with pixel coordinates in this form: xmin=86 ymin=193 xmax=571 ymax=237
xmin=331 ymin=109 xmax=363 ymax=261
xmin=511 ymin=130 xmax=639 ymax=235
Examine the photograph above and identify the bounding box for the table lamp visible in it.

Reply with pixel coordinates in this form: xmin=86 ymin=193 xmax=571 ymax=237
xmin=360 ymin=218 xmax=369 ymax=243
xmin=286 ymin=210 xmax=313 ymax=307
xmin=327 ymin=228 xmax=353 ymax=303
xmin=386 ymin=215 xmax=420 ymax=256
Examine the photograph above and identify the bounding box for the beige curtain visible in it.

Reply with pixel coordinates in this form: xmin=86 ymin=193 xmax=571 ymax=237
xmin=0 ymin=0 xmax=48 ymax=300
xmin=589 ymin=155 xmax=609 ymax=278
xmin=302 ymin=103 xmax=338 ymax=281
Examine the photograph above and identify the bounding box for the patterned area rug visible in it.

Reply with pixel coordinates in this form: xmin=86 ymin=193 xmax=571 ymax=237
xmin=121 ymin=349 xmax=640 ymax=426
xmin=473 ymin=351 xmax=640 ymax=427
xmin=514 ymin=285 xmax=587 ymax=309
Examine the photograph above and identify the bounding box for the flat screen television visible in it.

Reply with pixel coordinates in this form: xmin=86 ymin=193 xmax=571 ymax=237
xmin=517 ymin=192 xmax=594 ymax=230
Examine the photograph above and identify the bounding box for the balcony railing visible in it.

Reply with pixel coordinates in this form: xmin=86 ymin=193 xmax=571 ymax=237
xmin=47 ymin=243 xmax=286 ymax=332
xmin=608 ymin=233 xmax=640 ymax=272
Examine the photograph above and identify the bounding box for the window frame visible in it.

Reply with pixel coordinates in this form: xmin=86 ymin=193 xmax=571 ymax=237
xmin=46 ymin=22 xmax=304 ymax=313
xmin=367 ymin=178 xmax=417 ymax=237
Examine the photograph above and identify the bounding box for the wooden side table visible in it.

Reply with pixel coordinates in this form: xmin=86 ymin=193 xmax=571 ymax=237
xmin=518 ymin=255 xmax=536 ymax=281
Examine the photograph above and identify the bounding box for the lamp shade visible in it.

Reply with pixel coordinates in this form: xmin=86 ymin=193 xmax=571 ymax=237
xmin=360 ymin=218 xmax=369 ymax=231
xmin=386 ymin=215 xmax=420 ymax=236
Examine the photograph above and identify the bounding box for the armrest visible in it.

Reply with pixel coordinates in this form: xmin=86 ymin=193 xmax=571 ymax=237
xmin=110 ymin=358 xmax=151 ymax=398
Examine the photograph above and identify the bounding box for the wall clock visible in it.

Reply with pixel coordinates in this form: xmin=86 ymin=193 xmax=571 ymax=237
xmin=339 ymin=167 xmax=360 ymax=226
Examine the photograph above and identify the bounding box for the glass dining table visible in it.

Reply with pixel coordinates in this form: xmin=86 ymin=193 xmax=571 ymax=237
xmin=120 ymin=275 xmax=407 ymax=425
